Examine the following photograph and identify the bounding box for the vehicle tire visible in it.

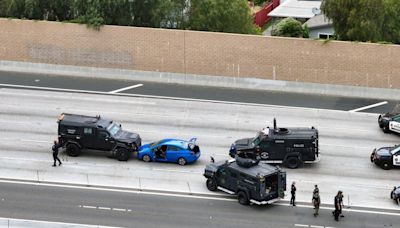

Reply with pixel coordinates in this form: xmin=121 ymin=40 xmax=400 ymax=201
xmin=116 ymin=148 xmax=129 ymax=161
xmin=142 ymin=154 xmax=151 ymax=162
xmin=206 ymin=178 xmax=217 ymax=191
xmin=381 ymin=161 xmax=392 ymax=170
xmin=66 ymin=143 xmax=80 ymax=157
xmin=237 ymin=191 xmax=250 ymax=205
xmin=286 ymin=157 xmax=300 ymax=169
xmin=178 ymin=157 xmax=187 ymax=166
xmin=382 ymin=124 xmax=390 ymax=133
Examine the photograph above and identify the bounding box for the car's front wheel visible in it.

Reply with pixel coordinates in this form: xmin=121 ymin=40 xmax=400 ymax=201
xmin=382 ymin=124 xmax=390 ymax=133
xmin=66 ymin=143 xmax=81 ymax=157
xmin=206 ymin=178 xmax=217 ymax=191
xmin=116 ymin=148 xmax=129 ymax=161
xmin=381 ymin=161 xmax=392 ymax=170
xmin=178 ymin=157 xmax=187 ymax=166
xmin=237 ymin=191 xmax=250 ymax=205
xmin=142 ymin=154 xmax=151 ymax=162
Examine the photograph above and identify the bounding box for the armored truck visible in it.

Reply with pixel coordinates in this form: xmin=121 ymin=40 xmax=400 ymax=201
xmin=229 ymin=119 xmax=319 ymax=169
xmin=204 ymin=157 xmax=286 ymax=205
xmin=58 ymin=113 xmax=141 ymax=161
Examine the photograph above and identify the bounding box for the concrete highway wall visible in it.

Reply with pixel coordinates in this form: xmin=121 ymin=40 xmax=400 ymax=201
xmin=1 ymin=18 xmax=400 ymax=89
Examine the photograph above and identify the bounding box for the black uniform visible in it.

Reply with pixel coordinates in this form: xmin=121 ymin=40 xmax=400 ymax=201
xmin=52 ymin=142 xmax=62 ymax=166
xmin=334 ymin=195 xmax=340 ymax=221
xmin=290 ymin=183 xmax=296 ymax=206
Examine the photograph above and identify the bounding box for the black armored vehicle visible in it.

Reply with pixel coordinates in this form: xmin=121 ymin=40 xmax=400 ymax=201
xmin=229 ymin=119 xmax=319 ymax=168
xmin=204 ymin=157 xmax=286 ymax=205
xmin=58 ymin=113 xmax=141 ymax=161
xmin=370 ymin=144 xmax=400 ymax=170
xmin=378 ymin=104 xmax=400 ymax=133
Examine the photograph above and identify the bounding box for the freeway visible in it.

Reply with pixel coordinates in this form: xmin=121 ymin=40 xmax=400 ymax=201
xmin=0 ymin=70 xmax=397 ymax=114
xmin=0 ymin=181 xmax=398 ymax=228
xmin=0 ymin=87 xmax=399 ymax=211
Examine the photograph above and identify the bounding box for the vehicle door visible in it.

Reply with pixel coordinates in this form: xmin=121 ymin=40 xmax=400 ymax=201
xmin=216 ymin=166 xmax=234 ymax=191
xmin=393 ymin=150 xmax=400 ymax=167
xmin=389 ymin=116 xmax=400 ymax=133
xmin=80 ymin=127 xmax=96 ymax=149
xmin=96 ymin=130 xmax=115 ymax=150
xmin=154 ymin=145 xmax=168 ymax=162
xmin=269 ymin=139 xmax=285 ymax=160
xmin=166 ymin=145 xmax=182 ymax=162
xmin=259 ymin=138 xmax=271 ymax=160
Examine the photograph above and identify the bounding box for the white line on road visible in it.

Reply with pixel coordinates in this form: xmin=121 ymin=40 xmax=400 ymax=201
xmin=1 ymin=179 xmax=400 ymax=216
xmin=0 ymin=216 xmax=120 ymax=228
xmin=349 ymin=101 xmax=388 ymax=112
xmin=98 ymin=207 xmax=111 ymax=210
xmin=310 ymin=225 xmax=324 ymax=228
xmin=109 ymin=84 xmax=143 ymax=94
xmin=0 ymin=83 xmax=380 ymax=114
xmin=112 ymin=208 xmax=127 ymax=212
xmin=294 ymin=224 xmax=309 ymax=227
xmin=82 ymin=205 xmax=97 ymax=209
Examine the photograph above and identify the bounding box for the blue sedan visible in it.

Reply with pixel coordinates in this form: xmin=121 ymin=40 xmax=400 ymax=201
xmin=138 ymin=138 xmax=201 ymax=165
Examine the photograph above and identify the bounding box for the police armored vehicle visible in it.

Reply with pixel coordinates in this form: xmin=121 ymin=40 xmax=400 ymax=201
xmin=229 ymin=119 xmax=319 ymax=169
xmin=378 ymin=104 xmax=400 ymax=133
xmin=58 ymin=113 xmax=141 ymax=161
xmin=370 ymin=144 xmax=400 ymax=170
xmin=204 ymin=157 xmax=286 ymax=205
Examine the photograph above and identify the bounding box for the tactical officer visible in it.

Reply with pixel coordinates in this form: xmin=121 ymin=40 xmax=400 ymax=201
xmin=52 ymin=140 xmax=62 ymax=167
xmin=290 ymin=181 xmax=296 ymax=206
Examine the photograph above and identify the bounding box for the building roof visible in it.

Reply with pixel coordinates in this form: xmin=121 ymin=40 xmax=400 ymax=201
xmin=268 ymin=0 xmax=322 ymax=19
xmin=304 ymin=14 xmax=332 ymax=29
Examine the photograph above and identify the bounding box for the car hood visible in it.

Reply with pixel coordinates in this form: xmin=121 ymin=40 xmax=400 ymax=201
xmin=138 ymin=143 xmax=151 ymax=152
xmin=381 ymin=112 xmax=399 ymax=119
xmin=115 ymin=131 xmax=140 ymax=143
xmin=234 ymin=138 xmax=254 ymax=150
xmin=376 ymin=147 xmax=392 ymax=156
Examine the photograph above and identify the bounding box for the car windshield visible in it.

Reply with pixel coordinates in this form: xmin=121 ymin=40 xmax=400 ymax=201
xmin=150 ymin=140 xmax=163 ymax=147
xmin=252 ymin=132 xmax=262 ymax=146
xmin=107 ymin=123 xmax=121 ymax=137
xmin=390 ymin=145 xmax=400 ymax=154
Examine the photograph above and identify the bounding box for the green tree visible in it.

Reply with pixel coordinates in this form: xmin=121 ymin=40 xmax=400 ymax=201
xmin=321 ymin=0 xmax=400 ymax=43
xmin=187 ymin=0 xmax=260 ymax=34
xmin=271 ymin=17 xmax=303 ymax=37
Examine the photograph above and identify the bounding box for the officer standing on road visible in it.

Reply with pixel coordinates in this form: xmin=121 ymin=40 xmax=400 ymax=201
xmin=313 ymin=184 xmax=319 ymax=194
xmin=312 ymin=190 xmax=320 ymax=217
xmin=333 ymin=190 xmax=342 ymax=221
xmin=52 ymin=140 xmax=62 ymax=167
xmin=290 ymin=181 xmax=296 ymax=206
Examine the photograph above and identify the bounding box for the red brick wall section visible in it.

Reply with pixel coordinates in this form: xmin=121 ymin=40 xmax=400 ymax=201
xmin=1 ymin=18 xmax=400 ymax=89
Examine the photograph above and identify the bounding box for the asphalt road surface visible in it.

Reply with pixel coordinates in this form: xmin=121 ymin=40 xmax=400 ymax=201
xmin=0 ymin=70 xmax=397 ymax=114
xmin=0 ymin=181 xmax=398 ymax=228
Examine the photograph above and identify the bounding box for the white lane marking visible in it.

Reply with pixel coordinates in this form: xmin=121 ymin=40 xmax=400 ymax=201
xmin=0 ymin=83 xmax=379 ymax=114
xmin=349 ymin=101 xmax=388 ymax=112
xmin=20 ymin=139 xmax=49 ymax=143
xmin=1 ymin=179 xmax=399 ymax=216
xmin=295 ymin=224 xmax=309 ymax=227
xmin=0 ymin=216 xmax=120 ymax=228
xmin=310 ymin=226 xmax=324 ymax=228
xmin=109 ymin=84 xmax=143 ymax=94
xmin=112 ymin=208 xmax=127 ymax=212
xmin=82 ymin=205 xmax=97 ymax=209
xmin=98 ymin=207 xmax=111 ymax=210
